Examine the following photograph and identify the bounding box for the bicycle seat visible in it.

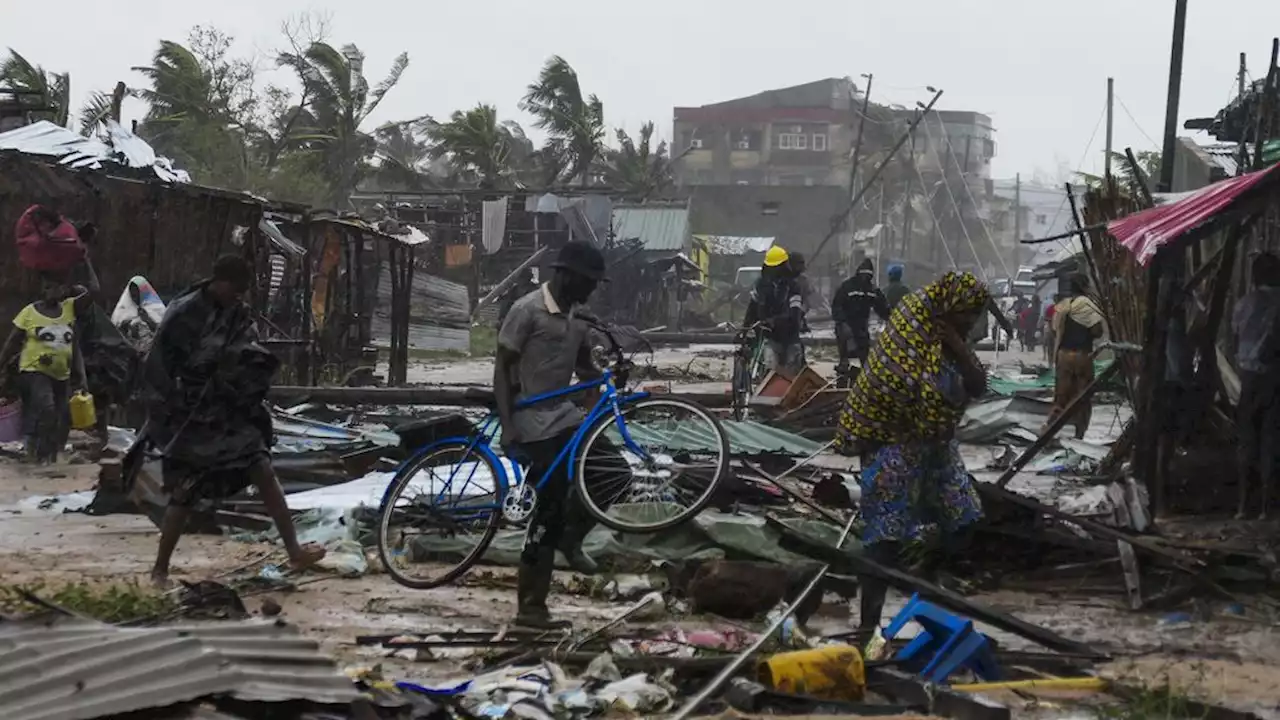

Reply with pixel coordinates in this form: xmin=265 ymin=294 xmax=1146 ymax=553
xmin=464 ymin=387 xmax=497 ymax=408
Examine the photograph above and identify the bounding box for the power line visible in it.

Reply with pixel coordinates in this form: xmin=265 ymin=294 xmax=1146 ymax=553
xmin=1114 ymin=94 xmax=1161 ymax=150
xmin=913 ymin=152 xmax=984 ymax=279
xmin=1041 ymin=101 xmax=1108 ymax=254
xmin=925 ymin=114 xmax=1012 ymax=277
xmin=912 ymin=162 xmax=960 ymax=270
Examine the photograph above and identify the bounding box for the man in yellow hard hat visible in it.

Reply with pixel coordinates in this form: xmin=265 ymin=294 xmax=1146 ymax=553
xmin=744 ymin=245 xmax=806 ymax=375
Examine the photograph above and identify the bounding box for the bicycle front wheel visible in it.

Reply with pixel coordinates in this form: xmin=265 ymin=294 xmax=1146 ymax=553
xmin=574 ymin=397 xmax=729 ymax=533
xmin=376 ymin=440 xmax=506 ymax=589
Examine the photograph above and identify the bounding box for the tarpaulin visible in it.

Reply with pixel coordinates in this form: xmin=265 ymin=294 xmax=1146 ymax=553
xmin=1107 ymin=162 xmax=1280 ymax=265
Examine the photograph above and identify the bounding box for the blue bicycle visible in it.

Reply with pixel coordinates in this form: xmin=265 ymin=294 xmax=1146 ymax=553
xmin=375 ymin=321 xmax=731 ymax=589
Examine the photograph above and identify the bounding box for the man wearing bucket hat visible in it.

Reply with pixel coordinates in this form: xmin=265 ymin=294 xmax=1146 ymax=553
xmin=744 ymin=245 xmax=807 ymax=375
xmin=494 ymin=240 xmax=623 ymax=629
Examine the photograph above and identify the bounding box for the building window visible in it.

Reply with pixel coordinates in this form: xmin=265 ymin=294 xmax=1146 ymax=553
xmin=1036 ymin=214 xmax=1048 ymax=225
xmin=777 ymin=133 xmax=808 ymax=150
xmin=759 ymin=201 xmax=780 ymax=216
xmin=812 ymin=134 xmax=828 ymax=152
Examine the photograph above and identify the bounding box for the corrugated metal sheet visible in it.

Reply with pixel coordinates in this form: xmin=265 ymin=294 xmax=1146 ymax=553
xmin=1201 ymin=142 xmax=1241 ymax=177
xmin=0 ymin=120 xmax=188 ymax=182
xmin=371 ymin=265 xmax=471 ymax=353
xmin=696 ymin=234 xmax=774 ymax=255
xmin=1109 ymin=162 xmax=1280 ymax=265
xmin=613 ymin=206 xmax=690 ymax=251
xmin=0 ymin=616 xmax=363 ymax=720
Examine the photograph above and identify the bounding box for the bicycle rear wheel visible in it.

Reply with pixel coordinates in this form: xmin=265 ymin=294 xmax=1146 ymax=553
xmin=574 ymin=397 xmax=729 ymax=533
xmin=731 ymin=351 xmax=752 ymax=421
xmin=377 ymin=440 xmax=506 ymax=589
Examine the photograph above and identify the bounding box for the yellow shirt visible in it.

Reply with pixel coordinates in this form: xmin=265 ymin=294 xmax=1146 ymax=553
xmin=14 ymin=299 xmax=77 ymax=380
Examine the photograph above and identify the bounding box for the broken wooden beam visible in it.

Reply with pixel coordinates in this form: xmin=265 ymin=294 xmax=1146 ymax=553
xmin=268 ymin=384 xmax=732 ymax=408
xmin=769 ymin=519 xmax=1107 ymax=659
xmin=868 ymin=668 xmax=1011 ymax=720
xmin=641 ymin=331 xmax=838 ymax=347
xmin=995 ymin=361 xmax=1123 ymax=488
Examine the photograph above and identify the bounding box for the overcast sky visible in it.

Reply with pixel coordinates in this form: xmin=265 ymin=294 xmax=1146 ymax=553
xmin=6 ymin=0 xmax=1279 ymax=185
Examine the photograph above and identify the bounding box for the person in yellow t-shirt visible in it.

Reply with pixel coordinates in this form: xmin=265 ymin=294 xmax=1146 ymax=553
xmin=0 ymin=276 xmax=90 ymax=463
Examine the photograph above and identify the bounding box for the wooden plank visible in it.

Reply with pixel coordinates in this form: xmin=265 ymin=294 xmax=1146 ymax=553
xmin=770 ymin=520 xmax=1107 ymax=659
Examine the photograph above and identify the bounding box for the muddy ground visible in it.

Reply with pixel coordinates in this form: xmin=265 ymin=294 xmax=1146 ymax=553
xmin=3 ymin=346 xmax=1280 ymax=717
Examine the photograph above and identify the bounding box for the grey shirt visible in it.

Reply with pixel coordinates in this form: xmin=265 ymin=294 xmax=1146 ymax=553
xmin=1233 ymin=287 xmax=1280 ymax=373
xmin=497 ymin=284 xmax=593 ymax=444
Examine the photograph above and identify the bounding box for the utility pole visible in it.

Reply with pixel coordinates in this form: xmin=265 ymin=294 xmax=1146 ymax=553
xmin=847 ymin=74 xmax=874 ymax=199
xmin=1105 ymin=78 xmax=1115 ymax=180
xmin=901 ymin=127 xmax=915 ymax=259
xmin=1157 ymin=0 xmax=1189 ymax=193
xmin=1013 ymin=173 xmax=1022 ymax=272
xmin=1240 ymin=52 xmax=1248 ymax=98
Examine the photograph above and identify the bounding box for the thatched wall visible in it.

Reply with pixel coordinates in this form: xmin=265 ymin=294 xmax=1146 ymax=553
xmin=0 ymin=152 xmax=283 ymax=320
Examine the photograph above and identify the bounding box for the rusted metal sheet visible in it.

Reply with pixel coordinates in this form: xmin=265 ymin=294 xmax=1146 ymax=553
xmin=0 ymin=615 xmax=363 ymax=720
xmin=371 ymin=263 xmax=470 ymax=353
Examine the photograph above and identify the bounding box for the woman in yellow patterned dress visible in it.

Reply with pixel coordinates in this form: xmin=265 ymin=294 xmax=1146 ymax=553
xmin=835 ymin=271 xmax=990 ymax=636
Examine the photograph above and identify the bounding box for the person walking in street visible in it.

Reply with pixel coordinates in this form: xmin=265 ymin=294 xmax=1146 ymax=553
xmin=832 ymin=258 xmax=890 ymax=385
xmin=884 ymin=264 xmax=910 ymax=311
xmin=0 ymin=275 xmax=92 ymax=463
xmin=744 ymin=246 xmax=807 ymax=376
xmin=1232 ymin=253 xmax=1280 ymax=520
xmin=1043 ymin=294 xmax=1062 ymax=366
xmin=494 ymin=241 xmax=627 ymax=628
xmin=835 ymin=271 xmax=990 ymax=638
xmin=1046 ymin=275 xmax=1105 ymax=440
xmin=141 ymin=255 xmax=324 ymax=587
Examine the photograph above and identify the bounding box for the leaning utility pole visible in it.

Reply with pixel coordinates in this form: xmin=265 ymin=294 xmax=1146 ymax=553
xmin=1105 ymin=78 xmax=1115 ymax=180
xmin=1157 ymin=0 xmax=1189 ymax=193
xmin=1013 ymin=173 xmax=1022 ymax=270
xmin=848 ymin=74 xmax=874 ymax=196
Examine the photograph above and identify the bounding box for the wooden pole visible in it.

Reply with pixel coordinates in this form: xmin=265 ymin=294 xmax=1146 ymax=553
xmin=1105 ymin=78 xmax=1115 ymax=180
xmin=847 ymin=73 xmax=874 ymax=196
xmin=811 ymin=90 xmax=944 ymax=262
xmin=995 ymin=362 xmax=1123 ymax=489
xmin=1253 ymin=39 xmax=1280 ymax=173
xmin=1157 ymin=0 xmax=1189 ymax=193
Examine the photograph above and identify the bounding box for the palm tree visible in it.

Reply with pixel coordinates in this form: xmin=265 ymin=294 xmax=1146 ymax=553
xmin=426 ymin=104 xmax=538 ymax=189
xmin=521 ymin=55 xmax=604 ymax=186
xmin=602 ymin=122 xmax=673 ymax=198
xmin=373 ymin=118 xmax=435 ymax=190
xmin=78 ymin=82 xmax=128 ymax=137
xmin=1 ymin=49 xmax=70 ymax=126
xmin=278 ymin=42 xmax=409 ymax=208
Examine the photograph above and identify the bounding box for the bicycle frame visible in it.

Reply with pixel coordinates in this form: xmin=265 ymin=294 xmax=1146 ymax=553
xmin=418 ymin=369 xmax=653 ymax=512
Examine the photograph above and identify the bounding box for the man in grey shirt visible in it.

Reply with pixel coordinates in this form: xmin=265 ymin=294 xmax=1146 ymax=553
xmin=1233 ymin=253 xmax=1280 ymax=519
xmin=495 ymin=240 xmax=614 ymax=628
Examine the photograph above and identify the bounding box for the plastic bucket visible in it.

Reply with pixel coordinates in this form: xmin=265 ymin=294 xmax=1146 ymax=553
xmin=0 ymin=401 xmax=22 ymax=443
xmin=758 ymin=644 xmax=866 ymax=701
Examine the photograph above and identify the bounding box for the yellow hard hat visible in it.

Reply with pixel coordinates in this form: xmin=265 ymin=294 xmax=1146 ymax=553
xmin=764 ymin=246 xmax=790 ymax=267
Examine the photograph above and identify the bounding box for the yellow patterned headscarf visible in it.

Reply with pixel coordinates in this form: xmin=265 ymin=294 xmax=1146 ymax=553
xmin=836 ymin=271 xmax=989 ymax=448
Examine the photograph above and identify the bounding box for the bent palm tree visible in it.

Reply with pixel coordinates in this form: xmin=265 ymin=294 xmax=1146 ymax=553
xmin=521 ymin=56 xmax=604 ymax=186
xmin=278 ymin=42 xmax=409 ymax=208
xmin=604 ymin=122 xmax=673 ymax=198
xmin=1 ymin=49 xmax=70 ymax=126
xmin=426 ymin=104 xmax=535 ymax=189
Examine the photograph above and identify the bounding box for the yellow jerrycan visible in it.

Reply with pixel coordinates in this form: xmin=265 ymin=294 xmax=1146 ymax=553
xmin=69 ymin=391 xmax=97 ymax=430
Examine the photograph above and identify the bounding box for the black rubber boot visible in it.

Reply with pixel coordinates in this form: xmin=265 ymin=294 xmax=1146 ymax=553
xmin=514 ymin=547 xmax=570 ymax=630
xmin=557 ymin=495 xmax=599 ymax=575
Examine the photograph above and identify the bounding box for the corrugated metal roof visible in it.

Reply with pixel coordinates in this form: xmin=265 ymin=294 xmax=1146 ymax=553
xmin=695 ymin=234 xmax=774 ymax=255
xmin=489 ymin=418 xmax=822 ymax=457
xmin=371 ymin=265 xmax=471 ymax=353
xmin=0 ymin=120 xmax=188 ymax=182
xmin=1201 ymin=142 xmax=1241 ymax=176
xmin=0 ymin=616 xmax=363 ymax=720
xmin=612 ymin=206 xmax=690 ymax=251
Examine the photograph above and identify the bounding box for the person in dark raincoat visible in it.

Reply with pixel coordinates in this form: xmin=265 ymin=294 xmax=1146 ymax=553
xmin=142 ymin=255 xmax=323 ymax=586
xmin=832 ymin=258 xmax=890 ymax=382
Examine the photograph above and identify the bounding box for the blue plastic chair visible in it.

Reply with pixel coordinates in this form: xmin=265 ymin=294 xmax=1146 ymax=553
xmin=882 ymin=593 xmax=1002 ymax=684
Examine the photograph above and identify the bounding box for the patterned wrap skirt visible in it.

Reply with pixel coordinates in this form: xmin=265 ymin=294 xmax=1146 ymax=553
xmin=859 ymin=439 xmax=983 ymax=546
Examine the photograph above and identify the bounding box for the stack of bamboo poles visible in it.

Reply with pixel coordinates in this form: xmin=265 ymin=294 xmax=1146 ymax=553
xmin=1079 ymin=186 xmax=1149 ymax=399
